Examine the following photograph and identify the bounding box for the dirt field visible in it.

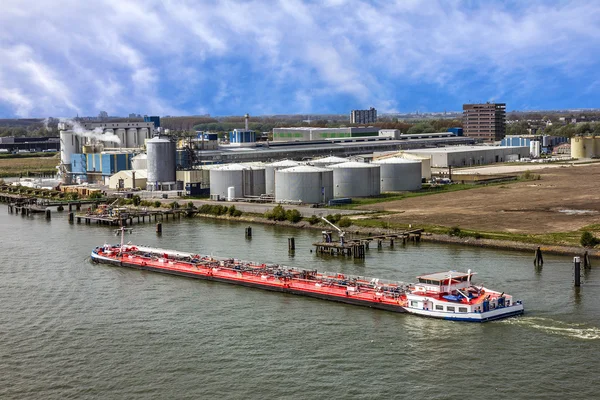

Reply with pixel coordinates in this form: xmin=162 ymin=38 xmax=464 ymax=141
xmin=358 ymin=163 xmax=600 ymax=234
xmin=0 ymin=155 xmax=58 ymax=177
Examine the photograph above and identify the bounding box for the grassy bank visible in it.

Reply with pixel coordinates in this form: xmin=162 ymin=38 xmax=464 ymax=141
xmin=0 ymin=155 xmax=58 ymax=178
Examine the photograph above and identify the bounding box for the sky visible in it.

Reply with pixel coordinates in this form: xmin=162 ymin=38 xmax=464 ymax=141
xmin=1 ymin=0 xmax=599 ymax=118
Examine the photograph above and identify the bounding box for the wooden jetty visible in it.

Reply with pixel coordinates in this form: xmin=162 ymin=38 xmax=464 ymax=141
xmin=74 ymin=207 xmax=194 ymax=226
xmin=313 ymin=229 xmax=423 ymax=259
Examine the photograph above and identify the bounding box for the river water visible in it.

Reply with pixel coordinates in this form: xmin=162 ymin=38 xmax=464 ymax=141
xmin=1 ymin=207 xmax=599 ymax=399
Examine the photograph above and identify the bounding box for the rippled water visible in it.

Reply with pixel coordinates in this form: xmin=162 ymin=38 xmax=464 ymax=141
xmin=1 ymin=207 xmax=599 ymax=399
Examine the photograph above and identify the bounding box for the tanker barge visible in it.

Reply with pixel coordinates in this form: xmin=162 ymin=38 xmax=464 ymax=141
xmin=90 ymin=229 xmax=523 ymax=322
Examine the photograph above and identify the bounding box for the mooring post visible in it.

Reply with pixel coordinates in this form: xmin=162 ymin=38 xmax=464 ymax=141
xmin=534 ymin=247 xmax=544 ymax=267
xmin=156 ymin=222 xmax=162 ymax=234
xmin=583 ymin=251 xmax=591 ymax=269
xmin=288 ymin=237 xmax=295 ymax=251
xmin=574 ymin=256 xmax=581 ymax=287
xmin=68 ymin=212 xmax=74 ymax=223
xmin=45 ymin=209 xmax=51 ymax=220
xmin=245 ymin=226 xmax=252 ymax=238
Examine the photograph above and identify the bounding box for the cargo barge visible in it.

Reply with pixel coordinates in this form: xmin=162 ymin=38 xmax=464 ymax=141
xmin=90 ymin=228 xmax=523 ymax=322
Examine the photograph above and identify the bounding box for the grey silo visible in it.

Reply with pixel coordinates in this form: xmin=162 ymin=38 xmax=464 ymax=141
xmin=373 ymin=157 xmax=422 ymax=191
xmin=146 ymin=136 xmax=176 ymax=187
xmin=329 ymin=161 xmax=381 ymax=197
xmin=265 ymin=160 xmax=300 ymax=195
xmin=275 ymin=165 xmax=333 ymax=204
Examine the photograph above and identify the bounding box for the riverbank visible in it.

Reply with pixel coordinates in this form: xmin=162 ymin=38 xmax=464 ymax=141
xmin=189 ymin=211 xmax=600 ymax=259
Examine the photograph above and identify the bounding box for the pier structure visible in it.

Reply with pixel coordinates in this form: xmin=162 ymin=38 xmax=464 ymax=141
xmin=313 ymin=229 xmax=423 ymax=258
xmin=74 ymin=207 xmax=193 ymax=226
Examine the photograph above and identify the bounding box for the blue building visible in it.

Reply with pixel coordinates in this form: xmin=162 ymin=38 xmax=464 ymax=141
xmin=229 ymin=129 xmax=256 ymax=144
xmin=144 ymin=115 xmax=161 ymax=128
xmin=447 ymin=127 xmax=463 ymax=136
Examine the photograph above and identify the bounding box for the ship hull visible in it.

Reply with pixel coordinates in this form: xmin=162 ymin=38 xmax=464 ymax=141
xmin=91 ymin=252 xmax=407 ymax=314
xmin=403 ymin=304 xmax=524 ymax=322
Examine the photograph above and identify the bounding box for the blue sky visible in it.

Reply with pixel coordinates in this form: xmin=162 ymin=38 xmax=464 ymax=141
xmin=1 ymin=0 xmax=599 ymax=118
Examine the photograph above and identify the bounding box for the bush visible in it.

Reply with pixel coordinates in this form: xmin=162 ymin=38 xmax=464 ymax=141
xmin=169 ymin=201 xmax=180 ymax=209
xmin=338 ymin=217 xmax=352 ymax=228
xmin=580 ymin=231 xmax=598 ymax=247
xmin=140 ymin=200 xmax=153 ymax=207
xmin=88 ymin=191 xmax=103 ymax=199
xmin=187 ymin=201 xmax=196 ymax=210
xmin=132 ymin=195 xmax=141 ymax=206
xmin=154 ymin=200 xmax=162 ymax=208
xmin=285 ymin=209 xmax=302 ymax=223
xmin=228 ymin=205 xmax=236 ymax=216
xmin=308 ymin=215 xmax=320 ymax=225
xmin=265 ymin=205 xmax=287 ymax=221
xmin=448 ymin=226 xmax=461 ymax=237
xmin=232 ymin=209 xmax=243 ymax=217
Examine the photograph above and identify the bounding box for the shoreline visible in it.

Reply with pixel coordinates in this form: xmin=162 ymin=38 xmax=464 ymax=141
xmin=192 ymin=212 xmax=600 ymax=259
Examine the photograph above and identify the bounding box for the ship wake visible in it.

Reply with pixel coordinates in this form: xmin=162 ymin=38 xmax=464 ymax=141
xmin=503 ymin=317 xmax=600 ymax=340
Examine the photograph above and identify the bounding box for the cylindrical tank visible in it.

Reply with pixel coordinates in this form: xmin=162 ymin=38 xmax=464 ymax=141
xmin=542 ymin=135 xmax=549 ymax=147
xmin=584 ymin=137 xmax=595 ymax=158
xmin=138 ymin=128 xmax=149 ymax=146
xmin=227 ymin=186 xmax=235 ymax=201
xmin=275 ymin=166 xmax=333 ymax=204
xmin=310 ymin=156 xmax=348 ymax=167
xmin=209 ymin=164 xmax=246 ymax=199
xmin=595 ymin=137 xmax=600 ymax=158
xmin=60 ymin=131 xmax=79 ymax=165
xmin=242 ymin=164 xmax=266 ymax=196
xmin=116 ymin=129 xmax=126 ymax=148
xmin=265 ymin=160 xmax=300 ymax=195
xmin=329 ymin=161 xmax=380 ymax=197
xmin=398 ymin=153 xmax=431 ymax=180
xmin=571 ymin=137 xmax=585 ymax=159
xmin=131 ymin=153 xmax=147 ymax=170
xmin=373 ymin=157 xmax=422 ymax=191
xmin=529 ymin=141 xmax=540 ymax=158
xmin=126 ymin=128 xmax=138 ymax=148
xmin=146 ymin=136 xmax=176 ymax=189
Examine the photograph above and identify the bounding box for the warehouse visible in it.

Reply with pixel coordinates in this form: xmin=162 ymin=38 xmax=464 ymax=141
xmin=404 ymin=146 xmax=529 ymax=168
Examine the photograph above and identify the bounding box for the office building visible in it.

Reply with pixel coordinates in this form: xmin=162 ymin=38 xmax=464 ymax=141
xmin=350 ymin=107 xmax=377 ymax=124
xmin=463 ymin=103 xmax=506 ymax=142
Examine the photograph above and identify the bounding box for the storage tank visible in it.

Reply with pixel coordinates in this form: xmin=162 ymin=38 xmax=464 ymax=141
xmin=373 ymin=157 xmax=422 ymax=191
xmin=131 ymin=153 xmax=147 ymax=170
xmin=329 ymin=161 xmax=380 ymax=197
xmin=571 ymin=137 xmax=585 ymax=159
xmin=146 ymin=136 xmax=176 ymax=190
xmin=209 ymin=164 xmax=246 ymax=200
xmin=115 ymin=129 xmax=126 ymax=148
xmin=310 ymin=156 xmax=348 ymax=167
xmin=227 ymin=186 xmax=235 ymax=201
xmin=529 ymin=141 xmax=541 ymax=158
xmin=265 ymin=160 xmax=300 ymax=195
xmin=397 ymin=153 xmax=431 ymax=180
xmin=126 ymin=128 xmax=138 ymax=148
xmin=138 ymin=128 xmax=149 ymax=146
xmin=275 ymin=165 xmax=333 ymax=204
xmin=584 ymin=137 xmax=595 ymax=158
xmin=60 ymin=131 xmax=79 ymax=165
xmin=241 ymin=163 xmax=266 ymax=196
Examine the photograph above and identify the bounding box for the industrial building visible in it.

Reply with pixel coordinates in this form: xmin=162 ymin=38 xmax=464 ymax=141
xmin=404 ymin=146 xmax=529 ymax=168
xmin=350 ymin=107 xmax=377 ymax=124
xmin=463 ymin=103 xmax=506 ymax=142
xmin=272 ymin=127 xmax=379 ymax=142
xmin=79 ymin=121 xmax=156 ymax=148
xmin=108 ymin=170 xmax=147 ymax=190
xmin=571 ymin=136 xmax=600 ymax=159
xmin=501 ymin=135 xmax=568 ymax=155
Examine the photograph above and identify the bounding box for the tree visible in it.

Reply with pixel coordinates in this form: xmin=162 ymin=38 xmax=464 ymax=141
xmin=580 ymin=231 xmax=598 ymax=247
xmin=132 ymin=195 xmax=141 ymax=206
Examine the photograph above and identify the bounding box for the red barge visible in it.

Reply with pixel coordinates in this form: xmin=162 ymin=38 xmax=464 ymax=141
xmin=91 ymin=228 xmax=523 ymax=321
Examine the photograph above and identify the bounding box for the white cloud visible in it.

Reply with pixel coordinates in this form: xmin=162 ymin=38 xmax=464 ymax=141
xmin=0 ymin=0 xmax=599 ymax=117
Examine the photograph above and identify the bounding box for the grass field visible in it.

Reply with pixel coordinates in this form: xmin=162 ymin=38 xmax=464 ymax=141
xmin=0 ymin=155 xmax=58 ymax=178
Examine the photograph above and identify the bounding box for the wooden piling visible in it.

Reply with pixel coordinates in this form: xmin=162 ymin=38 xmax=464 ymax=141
xmin=68 ymin=212 xmax=74 ymax=223
xmin=574 ymin=256 xmax=581 ymax=287
xmin=156 ymin=222 xmax=162 ymax=234
xmin=245 ymin=227 xmax=252 ymax=237
xmin=583 ymin=251 xmax=591 ymax=268
xmin=45 ymin=209 xmax=51 ymax=220
xmin=534 ymin=247 xmax=544 ymax=267
xmin=288 ymin=238 xmax=295 ymax=251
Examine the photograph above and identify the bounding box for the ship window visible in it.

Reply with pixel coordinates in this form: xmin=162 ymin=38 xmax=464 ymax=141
xmin=410 ymin=301 xmax=418 ymax=307
xmin=447 ymin=306 xmax=455 ymax=312
xmin=435 ymin=305 xmax=443 ymax=310
xmin=459 ymin=307 xmax=468 ymax=313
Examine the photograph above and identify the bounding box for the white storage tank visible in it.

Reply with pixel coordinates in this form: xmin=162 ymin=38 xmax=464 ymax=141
xmin=373 ymin=157 xmax=422 ymax=192
xmin=529 ymin=141 xmax=541 ymax=158
xmin=265 ymin=160 xmax=300 ymax=195
xmin=131 ymin=153 xmax=147 ymax=170
xmin=210 ymin=164 xmax=246 ymax=200
xmin=126 ymin=128 xmax=138 ymax=148
xmin=310 ymin=156 xmax=348 ymax=167
xmin=146 ymin=136 xmax=176 ymax=190
xmin=241 ymin=163 xmax=266 ymax=196
xmin=275 ymin=165 xmax=333 ymax=204
xmin=227 ymin=186 xmax=235 ymax=201
xmin=329 ymin=161 xmax=380 ymax=197
xmin=60 ymin=131 xmax=79 ymax=165
xmin=138 ymin=128 xmax=149 ymax=146
xmin=115 ymin=129 xmax=126 ymax=148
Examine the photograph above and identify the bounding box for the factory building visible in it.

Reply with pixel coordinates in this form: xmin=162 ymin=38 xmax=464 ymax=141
xmin=80 ymin=121 xmax=156 ymax=148
xmin=404 ymin=146 xmax=529 ymax=168
xmin=350 ymin=107 xmax=377 ymax=124
xmin=272 ymin=127 xmax=379 ymax=142
xmin=501 ymin=135 xmax=568 ymax=155
xmin=70 ymin=151 xmax=133 ymax=184
xmin=108 ymin=170 xmax=147 ymax=190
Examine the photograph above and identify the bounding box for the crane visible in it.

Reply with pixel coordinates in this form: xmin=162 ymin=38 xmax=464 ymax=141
xmin=321 ymin=216 xmax=345 ymax=245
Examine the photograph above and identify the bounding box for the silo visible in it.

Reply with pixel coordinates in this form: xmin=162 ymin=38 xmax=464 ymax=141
xmin=373 ymin=157 xmax=422 ymax=192
xmin=329 ymin=161 xmax=380 ymax=197
xmin=265 ymin=160 xmax=300 ymax=195
xmin=127 ymin=128 xmax=138 ymax=148
xmin=310 ymin=156 xmax=348 ymax=167
xmin=116 ymin=129 xmax=126 ymax=148
xmin=138 ymin=128 xmax=149 ymax=146
xmin=584 ymin=137 xmax=595 ymax=158
xmin=398 ymin=153 xmax=431 ymax=180
xmin=146 ymin=136 xmax=176 ymax=190
xmin=131 ymin=153 xmax=147 ymax=170
xmin=571 ymin=137 xmax=585 ymax=159
xmin=209 ymin=164 xmax=246 ymax=200
xmin=275 ymin=166 xmax=333 ymax=204
xmin=241 ymin=164 xmax=266 ymax=196
xmin=60 ymin=131 xmax=79 ymax=165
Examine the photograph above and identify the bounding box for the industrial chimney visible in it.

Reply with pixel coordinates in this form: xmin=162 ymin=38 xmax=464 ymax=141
xmin=244 ymin=113 xmax=250 ymax=131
